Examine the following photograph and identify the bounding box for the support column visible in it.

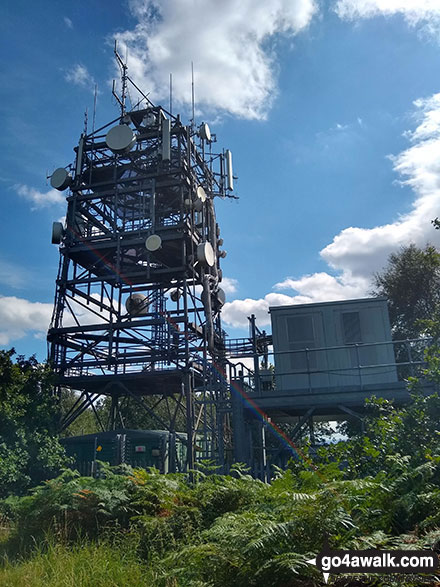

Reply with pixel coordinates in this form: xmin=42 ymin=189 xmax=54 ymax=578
xmin=261 ymin=422 xmax=267 ymax=482
xmin=169 ymin=431 xmax=176 ymax=474
xmin=250 ymin=314 xmax=261 ymax=395
xmin=109 ymin=393 xmax=119 ymax=430
xmin=184 ymin=372 xmax=194 ymax=472
xmin=231 ymin=372 xmax=250 ymax=465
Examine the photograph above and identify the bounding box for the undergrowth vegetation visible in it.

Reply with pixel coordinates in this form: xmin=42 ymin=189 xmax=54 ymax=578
xmin=2 ymin=339 xmax=440 ymax=585
xmin=1 ymin=266 xmax=440 ymax=584
xmin=1 ymin=456 xmax=440 ymax=586
xmin=1 ymin=347 xmax=440 ymax=585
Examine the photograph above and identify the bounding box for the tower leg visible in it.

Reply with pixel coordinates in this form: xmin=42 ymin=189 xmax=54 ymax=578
xmin=184 ymin=372 xmax=194 ymax=472
xmin=109 ymin=394 xmax=119 ymax=431
xmin=260 ymin=421 xmax=267 ymax=482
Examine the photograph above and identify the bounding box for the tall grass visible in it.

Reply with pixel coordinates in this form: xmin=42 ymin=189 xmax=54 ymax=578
xmin=0 ymin=539 xmax=149 ymax=587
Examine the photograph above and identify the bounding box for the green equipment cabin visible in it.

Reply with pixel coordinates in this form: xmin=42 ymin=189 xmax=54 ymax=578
xmin=61 ymin=429 xmax=188 ymax=475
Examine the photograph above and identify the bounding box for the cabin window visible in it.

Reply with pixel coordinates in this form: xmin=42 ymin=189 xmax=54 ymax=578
xmin=342 ymin=312 xmax=362 ymax=344
xmin=286 ymin=315 xmax=317 ymax=371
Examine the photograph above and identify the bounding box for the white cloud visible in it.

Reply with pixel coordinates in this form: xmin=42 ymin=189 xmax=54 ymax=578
xmin=221 ymin=277 xmax=238 ymax=295
xmin=275 ymin=272 xmax=369 ymax=300
xmin=0 ymin=292 xmax=114 ymax=347
xmin=334 ymin=0 xmax=440 ymax=33
xmin=321 ymin=93 xmax=440 ymax=278
xmin=64 ymin=17 xmax=73 ymax=29
xmin=222 ymin=275 xmax=369 ymax=328
xmin=115 ymin=0 xmax=317 ymax=119
xmin=65 ymin=64 xmax=95 ymax=90
xmin=223 ymin=297 xmax=271 ymax=328
xmin=222 ymin=92 xmax=440 ymax=328
xmin=0 ymin=296 xmax=53 ymax=346
xmin=14 ymin=184 xmax=65 ymax=209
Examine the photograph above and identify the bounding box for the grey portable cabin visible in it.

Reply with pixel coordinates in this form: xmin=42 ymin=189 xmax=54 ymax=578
xmin=270 ymin=297 xmax=397 ymax=391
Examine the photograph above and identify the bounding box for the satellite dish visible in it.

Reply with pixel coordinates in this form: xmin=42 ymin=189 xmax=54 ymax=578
xmin=50 ymin=168 xmax=72 ymax=191
xmin=199 ymin=123 xmax=211 ymax=142
xmin=196 ymin=186 xmax=207 ymax=202
xmin=105 ymin=125 xmax=136 ymax=154
xmin=51 ymin=222 xmax=64 ymax=244
xmin=197 ymin=242 xmax=215 ymax=267
xmin=145 ymin=234 xmax=162 ymax=252
xmin=126 ymin=293 xmax=149 ymax=316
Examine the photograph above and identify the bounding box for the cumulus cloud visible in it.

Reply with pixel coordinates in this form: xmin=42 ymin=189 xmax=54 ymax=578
xmin=0 ymin=291 xmax=116 ymax=347
xmin=223 ymin=297 xmax=271 ymax=329
xmin=275 ymin=272 xmax=369 ymax=300
xmin=0 ymin=296 xmax=53 ymax=346
xmin=334 ymin=0 xmax=440 ymax=30
xmin=321 ymin=93 xmax=440 ymax=278
xmin=65 ymin=64 xmax=95 ymax=90
xmin=115 ymin=0 xmax=317 ymax=119
xmin=221 ymin=277 xmax=238 ymax=296
xmin=222 ymin=93 xmax=440 ymax=328
xmin=13 ymin=184 xmax=65 ymax=209
xmin=222 ymin=275 xmax=369 ymax=328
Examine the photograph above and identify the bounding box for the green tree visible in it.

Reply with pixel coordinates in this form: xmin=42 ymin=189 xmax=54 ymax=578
xmin=0 ymin=349 xmax=68 ymax=497
xmin=373 ymin=243 xmax=440 ymax=339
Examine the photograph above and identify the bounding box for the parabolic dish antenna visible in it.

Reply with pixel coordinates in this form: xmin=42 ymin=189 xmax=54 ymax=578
xmin=196 ymin=186 xmax=207 ymax=202
xmin=145 ymin=234 xmax=162 ymax=252
xmin=126 ymin=293 xmax=149 ymax=316
xmin=199 ymin=123 xmax=211 ymax=142
xmin=197 ymin=241 xmax=215 ymax=267
xmin=105 ymin=124 xmax=136 ymax=154
xmin=170 ymin=290 xmax=181 ymax=302
xmin=51 ymin=222 xmax=64 ymax=244
xmin=50 ymin=168 xmax=72 ymax=191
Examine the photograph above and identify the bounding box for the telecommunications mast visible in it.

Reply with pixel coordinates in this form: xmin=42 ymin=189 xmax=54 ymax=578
xmin=47 ymin=49 xmax=235 ymax=471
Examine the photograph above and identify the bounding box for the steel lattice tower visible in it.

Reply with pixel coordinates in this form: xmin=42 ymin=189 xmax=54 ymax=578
xmin=47 ymin=73 xmax=234 ymax=471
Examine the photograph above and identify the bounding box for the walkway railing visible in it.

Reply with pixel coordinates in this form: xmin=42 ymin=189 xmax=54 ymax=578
xmin=228 ymin=337 xmax=434 ymax=395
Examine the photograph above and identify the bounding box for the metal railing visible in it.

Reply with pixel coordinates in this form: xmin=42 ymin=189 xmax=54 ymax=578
xmin=228 ymin=337 xmax=434 ymax=395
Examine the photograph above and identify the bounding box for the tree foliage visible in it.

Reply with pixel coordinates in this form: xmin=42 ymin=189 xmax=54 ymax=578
xmin=373 ymin=244 xmax=440 ymax=339
xmin=0 ymin=349 xmax=67 ymax=497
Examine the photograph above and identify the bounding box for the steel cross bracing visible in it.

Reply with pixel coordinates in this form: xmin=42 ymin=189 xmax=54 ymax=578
xmin=48 ymin=103 xmax=233 ymax=472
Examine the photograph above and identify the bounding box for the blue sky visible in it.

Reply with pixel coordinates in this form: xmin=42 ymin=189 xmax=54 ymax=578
xmin=2 ymin=0 xmax=440 ymax=360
